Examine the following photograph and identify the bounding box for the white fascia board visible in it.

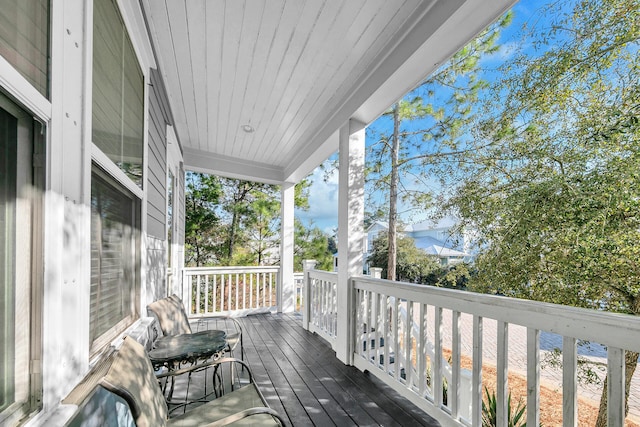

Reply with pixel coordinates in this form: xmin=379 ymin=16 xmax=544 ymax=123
xmin=116 ymin=0 xmax=157 ymax=71
xmin=283 ymin=130 xmax=339 ymax=183
xmin=183 ymin=147 xmax=285 ymax=185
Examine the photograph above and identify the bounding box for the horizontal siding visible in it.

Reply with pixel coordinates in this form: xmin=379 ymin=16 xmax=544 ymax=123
xmin=146 ymin=69 xmax=168 ymax=239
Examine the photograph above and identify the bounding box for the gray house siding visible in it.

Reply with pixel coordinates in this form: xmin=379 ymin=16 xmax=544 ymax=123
xmin=146 ymin=68 xmax=170 ymax=239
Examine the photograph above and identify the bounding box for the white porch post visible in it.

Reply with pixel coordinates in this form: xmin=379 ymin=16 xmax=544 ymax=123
xmin=337 ymin=119 xmax=365 ymax=364
xmin=278 ymin=182 xmax=295 ymax=313
xmin=302 ymin=259 xmax=317 ymax=331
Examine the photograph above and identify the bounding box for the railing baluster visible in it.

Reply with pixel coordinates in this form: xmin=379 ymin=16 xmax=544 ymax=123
xmin=563 ymin=336 xmax=577 ymax=427
xmin=220 ymin=274 xmax=225 ymax=312
xmin=242 ymin=273 xmax=246 ymax=310
xmin=472 ymin=315 xmax=483 ymax=426
xmin=497 ymin=321 xmax=508 ymax=427
xmin=234 ymin=273 xmax=239 ymax=311
xmin=405 ymin=300 xmax=414 ymax=388
xmin=434 ymin=306 xmax=443 ymax=409
xmin=527 ymin=328 xmax=540 ymax=427
xmin=418 ymin=303 xmax=427 ymax=397
xmin=607 ymin=347 xmax=625 ymax=427
xmin=269 ymin=272 xmax=274 ymax=307
xmin=195 ymin=274 xmax=201 ymax=315
xmin=249 ymin=272 xmax=253 ymax=309
xmin=361 ymin=290 xmax=367 ymax=358
xmin=204 ymin=275 xmax=209 ymax=314
xmin=375 ymin=292 xmax=382 ymax=368
xmin=368 ymin=292 xmax=380 ymax=365
xmin=394 ymin=297 xmax=401 ymax=381
xmin=451 ymin=310 xmax=461 ymax=419
xmin=383 ymin=294 xmax=390 ymax=374
xmin=212 ymin=274 xmax=218 ymax=312
xmin=366 ymin=291 xmax=372 ymax=361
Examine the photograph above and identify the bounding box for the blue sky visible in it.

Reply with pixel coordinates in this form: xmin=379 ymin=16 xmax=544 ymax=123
xmin=295 ymin=0 xmax=554 ymax=234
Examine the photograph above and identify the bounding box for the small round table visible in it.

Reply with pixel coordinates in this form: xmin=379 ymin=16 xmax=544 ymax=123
xmin=149 ymin=330 xmax=227 ymax=407
xmin=149 ymin=330 xmax=227 ymax=370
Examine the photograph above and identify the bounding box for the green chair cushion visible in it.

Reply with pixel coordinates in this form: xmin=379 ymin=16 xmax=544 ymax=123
xmin=167 ymin=384 xmax=278 ymax=427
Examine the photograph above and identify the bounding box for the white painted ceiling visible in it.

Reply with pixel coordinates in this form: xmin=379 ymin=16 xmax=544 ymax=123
xmin=141 ymin=0 xmax=516 ymax=184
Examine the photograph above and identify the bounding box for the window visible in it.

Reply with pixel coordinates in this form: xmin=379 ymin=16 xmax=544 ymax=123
xmin=90 ymin=167 xmax=140 ymax=353
xmin=92 ymin=0 xmax=144 ymax=187
xmin=90 ymin=0 xmax=144 ymax=353
xmin=0 ymin=0 xmax=50 ymax=97
xmin=0 ymin=93 xmax=43 ymax=424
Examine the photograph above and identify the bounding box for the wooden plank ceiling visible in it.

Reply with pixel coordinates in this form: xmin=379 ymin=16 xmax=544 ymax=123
xmin=141 ymin=0 xmax=516 ymax=184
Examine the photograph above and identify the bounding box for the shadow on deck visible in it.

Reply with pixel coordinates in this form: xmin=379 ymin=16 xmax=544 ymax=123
xmin=167 ymin=313 xmax=440 ymax=426
xmin=231 ymin=312 xmax=440 ymax=427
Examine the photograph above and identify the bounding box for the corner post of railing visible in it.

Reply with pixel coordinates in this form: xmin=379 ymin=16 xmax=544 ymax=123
xmin=302 ymin=260 xmax=317 ymax=331
xmin=369 ymin=267 xmax=382 ymax=279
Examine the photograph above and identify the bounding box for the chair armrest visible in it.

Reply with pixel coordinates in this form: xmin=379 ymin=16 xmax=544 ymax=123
xmin=156 ymin=357 xmax=253 ymax=384
xmin=200 ymin=407 xmax=285 ymax=427
xmin=195 ymin=316 xmax=243 ymax=336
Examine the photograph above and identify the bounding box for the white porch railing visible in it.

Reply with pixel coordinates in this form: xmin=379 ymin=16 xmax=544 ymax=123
xmin=348 ymin=276 xmax=640 ymax=427
xmin=182 ymin=266 xmax=279 ymax=316
xmin=305 ymin=269 xmax=338 ymax=345
xmin=181 ymin=264 xmax=640 ymax=426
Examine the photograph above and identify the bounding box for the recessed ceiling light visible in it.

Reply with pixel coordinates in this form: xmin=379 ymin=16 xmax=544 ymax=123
xmin=241 ymin=124 xmax=255 ymax=133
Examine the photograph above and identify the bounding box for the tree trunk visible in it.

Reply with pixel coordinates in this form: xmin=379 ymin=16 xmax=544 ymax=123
xmin=387 ymin=104 xmax=400 ymax=281
xmin=595 ymin=350 xmax=639 ymax=427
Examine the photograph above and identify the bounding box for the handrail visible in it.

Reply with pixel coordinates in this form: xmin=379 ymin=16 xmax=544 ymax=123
xmin=349 ymin=275 xmax=640 ymax=427
xmin=183 ymin=266 xmax=280 ymax=316
xmin=306 ymin=269 xmax=339 ymax=346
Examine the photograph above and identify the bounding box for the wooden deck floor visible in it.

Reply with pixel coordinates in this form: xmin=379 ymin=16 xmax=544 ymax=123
xmin=235 ymin=313 xmax=440 ymax=427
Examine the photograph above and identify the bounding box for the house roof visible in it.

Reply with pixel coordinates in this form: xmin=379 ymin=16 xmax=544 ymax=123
xmin=140 ymin=0 xmax=516 ymax=185
xmin=414 ymin=236 xmax=468 ymax=257
xmin=404 ymin=216 xmax=458 ymax=232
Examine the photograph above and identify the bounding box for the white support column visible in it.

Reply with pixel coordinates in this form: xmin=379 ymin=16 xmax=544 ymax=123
xmin=42 ymin=0 xmax=91 ymax=414
xmin=337 ymin=119 xmax=365 ymax=364
xmin=278 ymin=182 xmax=295 ymax=313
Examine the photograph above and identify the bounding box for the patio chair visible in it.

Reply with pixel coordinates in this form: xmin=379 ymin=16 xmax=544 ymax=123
xmin=94 ymin=336 xmax=284 ymax=426
xmin=147 ymin=294 xmax=244 ymax=362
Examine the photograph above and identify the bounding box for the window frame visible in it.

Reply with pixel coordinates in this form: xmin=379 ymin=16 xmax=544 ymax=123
xmin=89 ymin=164 xmax=141 ymax=356
xmin=0 ymin=91 xmax=45 ymax=426
xmin=88 ymin=0 xmax=146 ymax=356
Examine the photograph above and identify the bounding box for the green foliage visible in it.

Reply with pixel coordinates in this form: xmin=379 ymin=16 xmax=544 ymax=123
xmin=365 ymin=12 xmax=512 ymax=280
xmin=445 ymin=0 xmax=640 ymax=316
xmin=368 ymin=232 xmax=440 ymax=282
xmin=422 ymin=263 xmax=472 ymax=290
xmin=482 ymin=387 xmax=527 ymax=427
xmin=294 ymin=220 xmax=334 ymax=271
xmin=185 ymin=172 xmax=223 ymax=266
xmin=185 ymin=172 xmax=320 ymax=267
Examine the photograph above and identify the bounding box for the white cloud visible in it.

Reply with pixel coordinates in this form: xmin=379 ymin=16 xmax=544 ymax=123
xmin=296 ymin=164 xmax=339 ymax=233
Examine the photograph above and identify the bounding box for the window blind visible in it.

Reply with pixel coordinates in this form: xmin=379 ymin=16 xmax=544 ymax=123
xmin=90 ymin=169 xmax=138 ymax=347
xmin=92 ymin=0 xmax=143 ymax=188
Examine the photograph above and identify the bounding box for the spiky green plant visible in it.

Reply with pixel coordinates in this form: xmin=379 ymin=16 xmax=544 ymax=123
xmin=481 ymin=386 xmax=527 ymax=427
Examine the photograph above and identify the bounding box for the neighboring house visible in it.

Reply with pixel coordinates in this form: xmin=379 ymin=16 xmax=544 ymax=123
xmin=365 ymin=217 xmax=474 ymax=268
